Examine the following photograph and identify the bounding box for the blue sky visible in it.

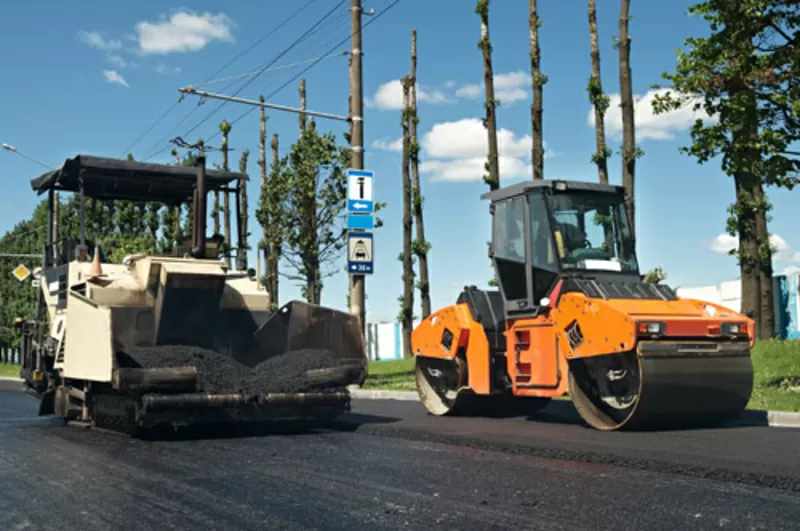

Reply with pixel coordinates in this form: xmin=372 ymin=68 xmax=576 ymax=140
xmin=0 ymin=0 xmax=798 ymax=322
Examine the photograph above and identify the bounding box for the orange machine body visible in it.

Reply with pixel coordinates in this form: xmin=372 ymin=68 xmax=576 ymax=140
xmin=410 ymin=280 xmax=755 ymax=400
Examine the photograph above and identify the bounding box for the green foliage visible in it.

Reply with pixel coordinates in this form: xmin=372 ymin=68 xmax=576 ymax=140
xmin=652 ymin=0 xmax=800 ymax=191
xmin=642 ymin=267 xmax=667 ymax=284
xmin=280 ymin=128 xmax=351 ymax=303
xmin=652 ymin=0 xmax=800 ymax=271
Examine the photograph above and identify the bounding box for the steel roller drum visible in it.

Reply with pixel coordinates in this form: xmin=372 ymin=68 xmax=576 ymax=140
xmin=569 ymin=341 xmax=755 ymax=431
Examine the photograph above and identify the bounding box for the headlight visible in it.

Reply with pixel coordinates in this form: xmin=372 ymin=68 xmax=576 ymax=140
xmin=638 ymin=321 xmax=665 ymax=335
xmin=721 ymin=322 xmax=746 ymax=335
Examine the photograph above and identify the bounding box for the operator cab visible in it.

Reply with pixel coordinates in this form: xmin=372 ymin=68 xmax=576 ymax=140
xmin=483 ymin=179 xmax=639 ymax=317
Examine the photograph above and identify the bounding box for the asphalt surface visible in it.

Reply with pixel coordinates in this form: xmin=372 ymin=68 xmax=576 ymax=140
xmin=1 ymin=381 xmax=800 ymax=530
xmin=342 ymin=398 xmax=800 ymax=491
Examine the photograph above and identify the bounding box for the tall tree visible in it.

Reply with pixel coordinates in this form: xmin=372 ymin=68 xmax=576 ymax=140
xmin=399 ymin=77 xmax=415 ymax=358
xmin=618 ymin=0 xmax=637 ymax=244
xmin=529 ymin=0 xmax=546 ymax=180
xmin=476 ymin=0 xmax=500 ymax=190
xmin=220 ymin=120 xmax=233 ymax=268
xmin=281 ymin=128 xmax=349 ymax=304
xmin=588 ymin=0 xmax=611 ymax=184
xmin=239 ymin=148 xmax=250 ymax=270
xmin=653 ymin=0 xmax=800 ymax=339
xmin=409 ymin=29 xmax=432 ymax=319
xmin=259 ymin=133 xmax=287 ymax=309
xmin=258 ymin=95 xmax=269 ymax=286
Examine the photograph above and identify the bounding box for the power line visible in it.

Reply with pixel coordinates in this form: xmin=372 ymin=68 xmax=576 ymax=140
xmin=164 ymin=0 xmax=349 ymax=157
xmin=123 ymin=0 xmax=324 ymax=159
xmin=207 ymin=0 xmax=401 ymax=143
xmin=190 ymin=52 xmax=349 ymax=89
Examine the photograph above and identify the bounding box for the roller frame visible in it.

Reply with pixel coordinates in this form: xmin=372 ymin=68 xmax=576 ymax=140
xmin=410 ymin=179 xmax=756 ymax=431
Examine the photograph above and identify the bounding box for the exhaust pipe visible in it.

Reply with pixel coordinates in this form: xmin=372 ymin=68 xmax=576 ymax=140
xmin=192 ymin=154 xmax=207 ymax=258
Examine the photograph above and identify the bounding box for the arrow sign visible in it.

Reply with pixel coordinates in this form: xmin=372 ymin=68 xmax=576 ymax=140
xmin=347 ymin=169 xmax=374 ymax=214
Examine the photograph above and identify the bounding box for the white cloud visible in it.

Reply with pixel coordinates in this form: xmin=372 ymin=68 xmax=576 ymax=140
xmin=493 ymin=70 xmax=529 ymax=104
xmin=417 ymin=118 xmax=550 ymax=182
xmin=134 ymin=10 xmax=235 ymax=55
xmin=782 ymin=265 xmax=800 ymax=276
xmin=424 ymin=118 xmax=532 ymax=160
xmin=79 ymin=31 xmax=122 ymax=51
xmin=107 ymin=55 xmax=127 ymax=68
xmin=365 ymin=79 xmax=450 ymax=110
xmin=420 ymin=156 xmax=532 ymax=182
xmin=371 ymin=138 xmax=403 ymax=152
xmin=456 ymin=84 xmax=481 ymax=100
xmin=103 ymin=70 xmax=129 ymax=88
xmin=588 ymin=88 xmax=714 ymax=141
xmin=708 ymin=232 xmax=800 ymax=262
xmin=453 ymin=71 xmax=530 ymax=104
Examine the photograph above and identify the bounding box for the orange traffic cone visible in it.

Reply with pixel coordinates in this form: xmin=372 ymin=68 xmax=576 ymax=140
xmin=88 ymin=246 xmax=102 ymax=279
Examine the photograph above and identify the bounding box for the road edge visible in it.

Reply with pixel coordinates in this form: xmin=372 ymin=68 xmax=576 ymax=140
xmin=5 ymin=378 xmax=796 ymax=429
xmin=348 ymin=388 xmax=800 ymax=429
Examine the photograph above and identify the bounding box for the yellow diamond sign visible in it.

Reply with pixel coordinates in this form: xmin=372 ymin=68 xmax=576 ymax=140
xmin=12 ymin=264 xmax=30 ymax=282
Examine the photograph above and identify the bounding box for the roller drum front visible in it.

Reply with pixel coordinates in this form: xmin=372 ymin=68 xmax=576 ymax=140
xmin=569 ymin=342 xmax=754 ymax=431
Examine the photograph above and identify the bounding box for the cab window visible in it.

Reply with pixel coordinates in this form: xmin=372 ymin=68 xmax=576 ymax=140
xmin=492 ymin=197 xmax=527 ymax=301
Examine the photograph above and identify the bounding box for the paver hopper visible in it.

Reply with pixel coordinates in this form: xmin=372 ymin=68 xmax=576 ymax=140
xmin=16 ymin=154 xmax=367 ymax=434
xmin=411 ymin=179 xmax=754 ymax=431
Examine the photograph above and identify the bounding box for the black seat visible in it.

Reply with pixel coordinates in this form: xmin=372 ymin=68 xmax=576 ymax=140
xmin=456 ymin=286 xmax=507 ymax=353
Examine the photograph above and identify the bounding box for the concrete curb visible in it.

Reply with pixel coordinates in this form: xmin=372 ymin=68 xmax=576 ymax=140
xmin=348 ymin=388 xmax=800 ymax=429
xmin=349 ymin=388 xmax=419 ymax=401
xmin=0 ymin=377 xmax=22 ymax=382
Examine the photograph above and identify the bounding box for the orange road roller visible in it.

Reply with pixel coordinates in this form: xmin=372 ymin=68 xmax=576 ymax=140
xmin=411 ymin=179 xmax=754 ymax=431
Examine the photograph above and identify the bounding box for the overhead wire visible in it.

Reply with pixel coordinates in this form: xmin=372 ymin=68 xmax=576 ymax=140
xmin=125 ymin=0 xmax=324 ymax=160
xmin=144 ymin=0 xmax=348 ymax=161
xmin=203 ymin=0 xmax=401 ymax=145
xmin=189 ymin=52 xmax=349 ymax=89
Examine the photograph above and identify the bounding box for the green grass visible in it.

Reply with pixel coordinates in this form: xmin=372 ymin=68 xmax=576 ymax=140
xmin=362 ymin=358 xmax=416 ymax=391
xmin=363 ymin=339 xmax=800 ymax=412
xmin=0 ymin=364 xmax=20 ymax=378
xmin=747 ymin=339 xmax=800 ymax=412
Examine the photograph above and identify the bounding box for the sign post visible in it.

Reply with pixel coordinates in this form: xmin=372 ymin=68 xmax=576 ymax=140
xmin=346 ymin=169 xmax=375 ymax=276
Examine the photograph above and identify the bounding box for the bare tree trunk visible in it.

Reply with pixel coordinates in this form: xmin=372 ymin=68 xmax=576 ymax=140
xmin=754 ymin=182 xmax=775 ymax=339
xmin=618 ymin=0 xmax=636 ymax=244
xmin=308 ymin=116 xmax=321 ymax=304
xmin=588 ymin=0 xmax=609 ymax=184
xmin=269 ymin=133 xmax=280 ymax=307
xmin=409 ymin=30 xmax=432 ymax=319
xmin=476 ymin=0 xmax=500 ymax=190
xmin=529 ymin=0 xmax=544 ymax=180
xmin=238 ymin=149 xmax=249 ymax=270
xmin=401 ymin=78 xmax=415 ymax=358
xmin=299 ymin=79 xmax=307 ymax=133
xmin=734 ymin=174 xmax=759 ymax=330
xmin=221 ymin=122 xmax=232 ymax=268
xmin=258 ymin=96 xmax=269 ymax=294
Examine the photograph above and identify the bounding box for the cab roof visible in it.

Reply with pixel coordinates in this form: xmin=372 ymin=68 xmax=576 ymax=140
xmin=480 ymin=179 xmax=624 ymax=203
xmin=30 ymin=154 xmax=246 ymax=204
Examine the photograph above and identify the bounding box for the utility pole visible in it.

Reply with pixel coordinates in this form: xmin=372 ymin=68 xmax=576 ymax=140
xmin=349 ymin=0 xmax=366 ymax=337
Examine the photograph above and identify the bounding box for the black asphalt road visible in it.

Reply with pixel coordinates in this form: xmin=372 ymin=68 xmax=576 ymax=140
xmin=342 ymin=398 xmax=800 ymax=491
xmin=1 ymin=380 xmax=800 ymax=530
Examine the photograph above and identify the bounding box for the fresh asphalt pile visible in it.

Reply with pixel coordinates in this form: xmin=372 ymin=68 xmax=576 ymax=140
xmin=117 ymin=346 xmax=349 ymax=395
